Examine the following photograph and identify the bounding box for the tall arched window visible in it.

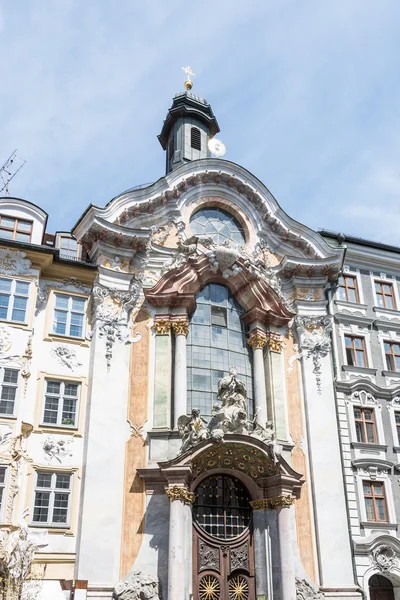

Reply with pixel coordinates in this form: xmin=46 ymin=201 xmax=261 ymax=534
xmin=187 ymin=283 xmax=253 ymax=419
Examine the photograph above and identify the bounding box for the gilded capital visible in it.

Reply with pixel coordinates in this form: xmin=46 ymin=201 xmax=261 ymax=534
xmin=165 ymin=485 xmax=196 ymax=504
xmin=266 ymin=332 xmax=283 ymax=353
xmin=247 ymin=332 xmax=267 ymax=350
xmin=171 ymin=320 xmax=189 ymax=337
xmin=250 ymin=495 xmax=295 ymax=511
xmin=154 ymin=318 xmax=171 ymax=335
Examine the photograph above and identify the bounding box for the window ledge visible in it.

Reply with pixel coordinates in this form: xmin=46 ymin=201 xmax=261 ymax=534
xmin=33 ymin=425 xmax=82 ymax=438
xmin=393 ymin=446 xmax=400 ymax=453
xmin=342 ymin=366 xmax=377 ymax=375
xmin=30 ymin=524 xmax=73 ymax=535
xmin=43 ymin=334 xmax=89 ymax=347
xmin=382 ymin=370 xmax=400 ymax=379
xmin=360 ymin=521 xmax=398 ymax=530
xmin=373 ymin=306 xmax=400 ymax=318
xmin=0 ymin=414 xmax=17 ymax=420
xmin=351 ymin=442 xmax=388 ymax=451
xmin=0 ymin=319 xmax=31 ymax=331
xmin=335 ymin=300 xmax=368 ymax=310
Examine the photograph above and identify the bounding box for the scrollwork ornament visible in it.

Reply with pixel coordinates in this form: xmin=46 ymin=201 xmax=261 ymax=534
xmin=294 ymin=315 xmax=333 ymax=394
xmin=250 ymin=495 xmax=295 ymax=510
xmin=165 ymin=485 xmax=196 ymax=505
xmin=371 ymin=545 xmax=399 ymax=572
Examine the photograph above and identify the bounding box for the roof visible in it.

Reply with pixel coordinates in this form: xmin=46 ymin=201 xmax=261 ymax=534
xmin=319 ymin=229 xmax=400 ymax=255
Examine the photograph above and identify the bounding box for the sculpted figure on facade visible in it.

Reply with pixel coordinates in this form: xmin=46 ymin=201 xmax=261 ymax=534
xmin=112 ymin=571 xmax=160 ymax=600
xmin=294 ymin=315 xmax=333 ymax=394
xmin=251 ymin=420 xmax=282 ymax=464
xmin=296 ymin=578 xmax=325 ymax=599
xmin=208 ymin=367 xmax=250 ymax=438
xmin=178 ymin=408 xmax=209 ymax=453
xmin=161 ymin=235 xmax=199 ymax=273
xmin=371 ymin=544 xmax=399 ymax=572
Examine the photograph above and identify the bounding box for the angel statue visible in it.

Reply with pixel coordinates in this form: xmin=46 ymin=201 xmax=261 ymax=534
xmin=178 ymin=408 xmax=209 ymax=454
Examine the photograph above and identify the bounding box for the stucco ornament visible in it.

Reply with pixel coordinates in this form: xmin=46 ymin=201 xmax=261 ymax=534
xmin=178 ymin=408 xmax=210 ymax=453
xmin=371 ymin=545 xmax=399 ymax=572
xmin=92 ymin=279 xmax=143 ymax=370
xmin=51 ymin=344 xmax=82 ymax=370
xmin=0 ymin=324 xmax=12 ymax=353
xmin=208 ymin=367 xmax=250 ymax=439
xmin=296 ymin=578 xmax=325 ymax=599
xmin=35 ymin=277 xmax=89 ymax=313
xmin=161 ymin=235 xmax=199 ymax=273
xmin=293 ymin=315 xmax=333 ymax=394
xmin=42 ymin=436 xmax=72 ymax=463
xmin=112 ymin=571 xmax=160 ymax=600
xmin=0 ymin=248 xmax=31 ymax=276
xmin=204 ymin=239 xmax=243 ymax=278
xmin=251 ymin=420 xmax=282 ymax=464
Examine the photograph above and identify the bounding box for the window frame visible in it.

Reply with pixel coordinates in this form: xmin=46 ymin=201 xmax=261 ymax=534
xmin=58 ymin=236 xmax=80 ymax=261
xmin=353 ymin=406 xmax=377 ymax=444
xmin=344 ymin=335 xmax=368 ymax=368
xmin=0 ymin=214 xmax=33 ymax=243
xmin=384 ymin=341 xmax=400 ymax=372
xmin=374 ymin=279 xmax=397 ymax=310
xmin=41 ymin=379 xmax=81 ymax=429
xmin=0 ymin=367 xmax=20 ymax=417
xmin=338 ymin=274 xmax=359 ymax=303
xmin=32 ymin=470 xmax=72 ymax=527
xmin=0 ymin=277 xmax=30 ymax=324
xmin=51 ymin=292 xmax=88 ymax=340
xmin=0 ymin=465 xmax=8 ymax=521
xmin=362 ymin=480 xmax=388 ymax=522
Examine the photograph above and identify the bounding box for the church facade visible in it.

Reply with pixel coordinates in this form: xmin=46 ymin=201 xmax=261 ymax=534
xmin=0 ymin=81 xmax=398 ymax=600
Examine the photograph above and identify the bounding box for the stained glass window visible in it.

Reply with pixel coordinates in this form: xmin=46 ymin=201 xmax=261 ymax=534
xmin=190 ymin=207 xmax=245 ymax=245
xmin=186 ymin=283 xmax=253 ymax=419
xmin=193 ymin=475 xmax=252 ymax=539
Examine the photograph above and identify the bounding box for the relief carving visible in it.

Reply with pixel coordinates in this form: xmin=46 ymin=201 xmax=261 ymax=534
xmin=0 ymin=249 xmax=31 ymax=276
xmin=51 ymin=344 xmax=82 ymax=370
xmin=231 ymin=541 xmax=249 ymax=572
xmin=42 ymin=436 xmax=73 ymax=464
xmin=371 ymin=544 xmax=399 ymax=572
xmin=296 ymin=578 xmax=325 ymax=599
xmin=199 ymin=541 xmax=220 ymax=572
xmin=113 ymin=571 xmax=160 ymax=600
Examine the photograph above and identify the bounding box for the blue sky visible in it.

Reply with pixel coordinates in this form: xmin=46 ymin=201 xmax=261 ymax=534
xmin=1 ymin=1 xmax=400 ymax=243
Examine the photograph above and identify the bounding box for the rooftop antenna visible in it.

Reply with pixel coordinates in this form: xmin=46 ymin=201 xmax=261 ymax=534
xmin=0 ymin=150 xmax=26 ymax=196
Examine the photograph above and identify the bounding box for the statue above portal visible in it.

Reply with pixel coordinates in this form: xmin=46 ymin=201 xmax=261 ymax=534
xmin=217 ymin=367 xmax=247 ymax=412
xmin=208 ymin=367 xmax=249 ymax=438
xmin=178 ymin=408 xmax=210 ymax=453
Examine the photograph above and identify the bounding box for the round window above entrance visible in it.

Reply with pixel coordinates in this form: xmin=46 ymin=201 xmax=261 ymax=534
xmin=190 ymin=207 xmax=245 ymax=245
xmin=193 ymin=474 xmax=252 ymax=539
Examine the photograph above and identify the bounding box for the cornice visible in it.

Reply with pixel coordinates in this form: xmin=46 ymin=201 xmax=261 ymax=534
xmin=335 ymin=378 xmax=400 ymax=399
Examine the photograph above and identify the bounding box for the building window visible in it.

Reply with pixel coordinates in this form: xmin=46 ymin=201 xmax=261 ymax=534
xmin=168 ymin=136 xmax=174 ymax=160
xmin=0 ymin=466 xmax=6 ymax=516
xmin=363 ymin=481 xmax=388 ymax=522
xmin=354 ymin=407 xmax=377 ymax=443
xmin=42 ymin=380 xmax=80 ymax=427
xmin=338 ymin=275 xmax=359 ymax=303
xmin=191 ymin=127 xmax=201 ymax=151
xmin=345 ymin=336 xmax=368 ymax=367
xmin=0 ymin=368 xmax=19 ymax=416
xmin=375 ymin=281 xmax=396 ymax=310
xmin=0 ymin=278 xmax=30 ymax=323
xmin=52 ymin=294 xmax=87 ymax=338
xmin=0 ymin=215 xmax=32 ymax=243
xmin=384 ymin=342 xmax=400 ymax=371
xmin=190 ymin=207 xmax=246 ymax=246
xmin=32 ymin=471 xmax=72 ymax=526
xmin=187 ymin=283 xmax=253 ymax=419
xmin=395 ymin=412 xmax=400 ymax=446
xmin=59 ymin=237 xmax=78 ymax=260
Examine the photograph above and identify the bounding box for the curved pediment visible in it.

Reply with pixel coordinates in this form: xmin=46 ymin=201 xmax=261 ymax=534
xmin=144 ymin=253 xmax=294 ymax=325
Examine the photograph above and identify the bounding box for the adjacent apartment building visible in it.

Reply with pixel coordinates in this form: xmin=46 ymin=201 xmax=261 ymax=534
xmin=0 ymin=81 xmax=399 ymax=600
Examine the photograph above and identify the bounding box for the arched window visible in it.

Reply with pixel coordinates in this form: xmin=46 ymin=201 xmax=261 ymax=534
xmin=191 ymin=126 xmax=201 ymax=151
xmin=186 ymin=283 xmax=253 ymax=419
xmin=190 ymin=207 xmax=245 ymax=245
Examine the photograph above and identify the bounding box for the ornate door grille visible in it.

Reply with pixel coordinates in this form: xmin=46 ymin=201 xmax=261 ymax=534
xmin=193 ymin=475 xmax=255 ymax=600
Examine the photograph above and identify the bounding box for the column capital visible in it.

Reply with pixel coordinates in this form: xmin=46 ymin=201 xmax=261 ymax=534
xmin=165 ymin=485 xmax=196 ymax=505
xmin=171 ymin=319 xmax=189 ymax=337
xmin=247 ymin=330 xmax=268 ymax=349
xmin=154 ymin=318 xmax=171 ymax=335
xmin=250 ymin=495 xmax=295 ymax=511
xmin=266 ymin=331 xmax=283 ymax=353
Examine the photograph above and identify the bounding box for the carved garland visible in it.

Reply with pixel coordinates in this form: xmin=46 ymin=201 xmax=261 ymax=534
xmin=250 ymin=495 xmax=295 ymax=510
xmin=165 ymin=485 xmax=196 ymax=505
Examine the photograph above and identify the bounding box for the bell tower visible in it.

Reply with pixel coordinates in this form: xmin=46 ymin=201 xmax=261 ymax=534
xmin=158 ymin=67 xmax=220 ymax=174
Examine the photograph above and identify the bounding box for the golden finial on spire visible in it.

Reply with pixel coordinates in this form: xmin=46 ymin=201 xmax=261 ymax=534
xmin=182 ymin=65 xmax=195 ymax=91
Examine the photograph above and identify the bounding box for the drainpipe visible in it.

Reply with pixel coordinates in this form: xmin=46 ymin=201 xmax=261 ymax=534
xmin=325 ymin=235 xmax=366 ymax=599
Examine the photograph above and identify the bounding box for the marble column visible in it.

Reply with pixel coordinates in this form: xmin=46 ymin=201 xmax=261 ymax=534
xmin=248 ymin=330 xmax=268 ymax=424
xmin=252 ymin=508 xmax=270 ymax=598
xmin=165 ymin=485 xmax=195 ymax=600
xmin=153 ymin=318 xmax=172 ymax=429
xmin=251 ymin=495 xmax=296 ymax=600
xmin=171 ymin=319 xmax=189 ymax=428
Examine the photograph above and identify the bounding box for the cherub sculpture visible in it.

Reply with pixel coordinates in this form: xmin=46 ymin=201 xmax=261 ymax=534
xmin=178 ymin=408 xmax=209 ymax=453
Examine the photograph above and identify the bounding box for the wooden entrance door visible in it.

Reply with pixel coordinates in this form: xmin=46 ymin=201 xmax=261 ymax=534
xmin=192 ymin=474 xmax=256 ymax=600
xmin=369 ymin=574 xmax=395 ymax=600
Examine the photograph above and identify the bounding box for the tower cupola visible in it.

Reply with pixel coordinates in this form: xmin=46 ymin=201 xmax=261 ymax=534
xmin=158 ymin=68 xmax=220 ymax=174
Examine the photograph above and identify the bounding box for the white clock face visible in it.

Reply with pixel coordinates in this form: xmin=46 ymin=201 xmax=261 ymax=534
xmin=208 ymin=138 xmax=226 ymax=158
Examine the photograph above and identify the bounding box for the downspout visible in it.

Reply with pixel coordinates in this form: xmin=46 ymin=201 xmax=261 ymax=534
xmin=325 ymin=237 xmax=366 ymax=599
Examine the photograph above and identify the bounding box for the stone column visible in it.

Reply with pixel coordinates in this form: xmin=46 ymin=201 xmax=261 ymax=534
xmin=153 ymin=318 xmax=172 ymax=429
xmin=171 ymin=319 xmax=189 ymax=428
xmin=165 ymin=485 xmax=195 ymax=600
xmin=251 ymin=495 xmax=296 ymax=600
xmin=251 ymin=507 xmax=270 ymax=598
xmin=247 ymin=330 xmax=268 ymax=424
